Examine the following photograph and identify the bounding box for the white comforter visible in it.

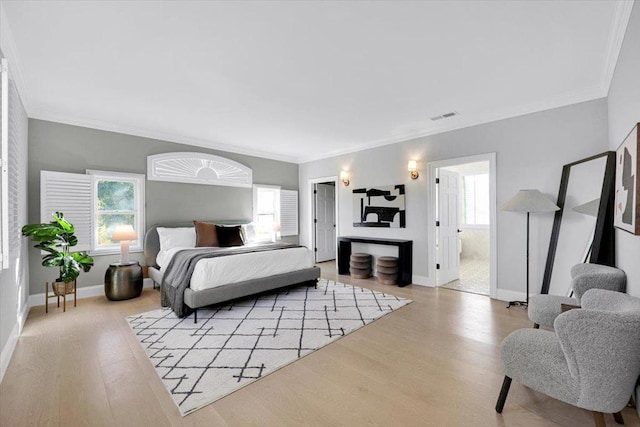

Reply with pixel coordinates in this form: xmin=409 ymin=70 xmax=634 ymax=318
xmin=156 ymin=245 xmax=314 ymax=291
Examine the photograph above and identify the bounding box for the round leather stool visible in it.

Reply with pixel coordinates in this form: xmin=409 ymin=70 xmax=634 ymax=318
xmin=376 ymin=256 xmax=399 ymax=285
xmin=350 ymin=253 xmax=372 ymax=279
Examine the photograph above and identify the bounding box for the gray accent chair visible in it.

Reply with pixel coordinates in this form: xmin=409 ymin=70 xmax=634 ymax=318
xmin=528 ymin=263 xmax=626 ymax=328
xmin=496 ymin=289 xmax=640 ymax=427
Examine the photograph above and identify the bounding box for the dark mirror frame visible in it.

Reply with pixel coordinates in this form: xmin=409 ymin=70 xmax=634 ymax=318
xmin=540 ymin=151 xmax=616 ymax=295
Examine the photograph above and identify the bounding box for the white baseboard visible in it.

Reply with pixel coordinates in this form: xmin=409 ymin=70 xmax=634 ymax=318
xmin=0 ymin=300 xmax=30 ymax=384
xmin=411 ymin=275 xmax=433 ymax=287
xmin=28 ymin=278 xmax=154 ymax=308
xmin=495 ymin=288 xmax=527 ymax=303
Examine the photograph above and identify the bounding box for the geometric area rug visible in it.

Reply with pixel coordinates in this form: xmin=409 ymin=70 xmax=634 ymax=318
xmin=126 ymin=279 xmax=411 ymax=416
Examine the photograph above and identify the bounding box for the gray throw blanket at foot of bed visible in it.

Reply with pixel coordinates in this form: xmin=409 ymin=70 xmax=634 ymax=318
xmin=161 ymin=242 xmax=300 ymax=317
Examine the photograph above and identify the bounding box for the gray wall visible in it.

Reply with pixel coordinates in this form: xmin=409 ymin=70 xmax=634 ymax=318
xmin=28 ymin=119 xmax=299 ymax=295
xmin=299 ymin=98 xmax=610 ymax=298
xmin=608 ymin=1 xmax=640 ymax=298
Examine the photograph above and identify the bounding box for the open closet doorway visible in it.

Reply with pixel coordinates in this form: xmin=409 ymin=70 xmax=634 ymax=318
xmin=312 ymin=180 xmax=337 ymax=263
xmin=428 ymin=154 xmax=497 ymax=298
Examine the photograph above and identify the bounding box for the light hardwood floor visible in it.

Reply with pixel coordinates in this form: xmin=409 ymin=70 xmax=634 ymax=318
xmin=1 ymin=262 xmax=638 ymax=427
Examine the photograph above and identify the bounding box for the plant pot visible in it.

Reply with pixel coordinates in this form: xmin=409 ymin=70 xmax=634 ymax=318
xmin=52 ymin=281 xmax=75 ymax=297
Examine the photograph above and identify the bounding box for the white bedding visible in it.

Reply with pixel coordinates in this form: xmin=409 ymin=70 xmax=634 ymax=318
xmin=156 ymin=245 xmax=314 ymax=291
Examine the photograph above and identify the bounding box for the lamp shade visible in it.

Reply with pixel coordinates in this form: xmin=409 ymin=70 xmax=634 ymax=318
xmin=112 ymin=224 xmax=137 ymax=242
xmin=407 ymin=160 xmax=417 ymax=172
xmin=501 ymin=189 xmax=559 ymax=213
xmin=572 ymin=198 xmax=600 ymax=217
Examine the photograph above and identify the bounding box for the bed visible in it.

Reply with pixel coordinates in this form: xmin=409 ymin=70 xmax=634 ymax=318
xmin=144 ymin=221 xmax=321 ymax=321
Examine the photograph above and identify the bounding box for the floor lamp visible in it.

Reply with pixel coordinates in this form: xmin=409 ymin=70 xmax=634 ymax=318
xmin=502 ymin=189 xmax=559 ymax=308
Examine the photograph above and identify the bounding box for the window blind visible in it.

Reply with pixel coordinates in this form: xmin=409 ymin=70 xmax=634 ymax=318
xmin=41 ymin=171 xmax=93 ymax=252
xmin=280 ymin=190 xmax=298 ymax=237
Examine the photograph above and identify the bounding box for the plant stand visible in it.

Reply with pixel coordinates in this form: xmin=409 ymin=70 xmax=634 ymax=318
xmin=45 ymin=280 xmax=77 ymax=313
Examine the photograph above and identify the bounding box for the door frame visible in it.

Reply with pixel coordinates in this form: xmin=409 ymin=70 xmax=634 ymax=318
xmin=308 ymin=176 xmax=339 ymax=263
xmin=427 ymin=153 xmax=497 ymax=298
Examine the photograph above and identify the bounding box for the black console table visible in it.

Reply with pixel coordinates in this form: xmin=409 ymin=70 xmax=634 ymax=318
xmin=338 ymin=236 xmax=413 ymax=287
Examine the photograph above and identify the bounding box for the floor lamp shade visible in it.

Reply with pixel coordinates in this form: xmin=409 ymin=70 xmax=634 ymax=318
xmin=112 ymin=225 xmax=138 ymax=264
xmin=501 ymin=189 xmax=560 ymax=213
xmin=501 ymin=190 xmax=559 ymax=307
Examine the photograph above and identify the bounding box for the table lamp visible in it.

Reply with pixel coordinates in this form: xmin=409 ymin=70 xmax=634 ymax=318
xmin=112 ymin=224 xmax=137 ymax=264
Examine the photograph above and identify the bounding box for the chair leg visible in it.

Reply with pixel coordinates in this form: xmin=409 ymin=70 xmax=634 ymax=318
xmin=613 ymin=411 xmax=624 ymax=424
xmin=593 ymin=412 xmax=606 ymax=427
xmin=194 ymin=309 xmax=198 ymax=324
xmin=495 ymin=376 xmax=512 ymax=413
xmin=533 ymin=323 xmax=540 ymax=329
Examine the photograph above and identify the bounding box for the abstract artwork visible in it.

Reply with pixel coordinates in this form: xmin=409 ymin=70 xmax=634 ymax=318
xmin=353 ymin=184 xmax=406 ymax=228
xmin=614 ymin=123 xmax=640 ymax=235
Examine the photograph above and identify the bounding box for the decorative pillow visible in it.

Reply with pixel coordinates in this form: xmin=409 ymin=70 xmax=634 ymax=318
xmin=193 ymin=221 xmax=220 ymax=247
xmin=215 ymin=225 xmax=245 ymax=247
xmin=241 ymin=223 xmax=257 ymax=244
xmin=156 ymin=227 xmax=196 ymax=251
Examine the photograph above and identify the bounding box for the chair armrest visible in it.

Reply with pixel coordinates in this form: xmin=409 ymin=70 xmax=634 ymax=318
xmin=555 ymin=308 xmax=640 ymax=412
xmin=581 ymin=289 xmax=631 ymax=311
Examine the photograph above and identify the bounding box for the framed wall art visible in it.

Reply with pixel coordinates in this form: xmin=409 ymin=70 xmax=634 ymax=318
xmin=353 ymin=184 xmax=406 ymax=228
xmin=614 ymin=123 xmax=640 ymax=235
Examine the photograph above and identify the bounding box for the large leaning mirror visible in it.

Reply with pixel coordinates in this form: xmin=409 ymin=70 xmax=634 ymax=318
xmin=540 ymin=151 xmax=616 ymax=296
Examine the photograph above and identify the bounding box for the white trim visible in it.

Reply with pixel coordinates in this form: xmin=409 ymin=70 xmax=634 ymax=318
xmin=411 ymin=275 xmax=432 ymax=287
xmin=28 ymin=88 xmax=606 ymax=165
xmin=427 ymin=153 xmax=497 ymax=299
xmin=0 ymin=300 xmax=29 ymax=384
xmin=298 ymin=87 xmax=605 ymax=164
xmin=308 ymin=176 xmax=339 ymax=263
xmin=28 ymin=278 xmax=154 ymax=308
xmin=147 ymin=152 xmax=252 ymax=188
xmin=28 ymin=108 xmax=299 ymax=163
xmin=87 ymin=170 xmax=145 ymax=255
xmin=601 ymin=0 xmax=635 ymax=95
xmin=495 ymin=289 xmax=527 ymax=303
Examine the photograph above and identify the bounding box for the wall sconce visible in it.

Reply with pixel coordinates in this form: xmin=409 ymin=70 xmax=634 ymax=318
xmin=408 ymin=160 xmax=419 ymax=179
xmin=340 ymin=171 xmax=350 ymax=186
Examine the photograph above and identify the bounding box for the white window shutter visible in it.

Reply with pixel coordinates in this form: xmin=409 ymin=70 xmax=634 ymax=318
xmin=280 ymin=190 xmax=298 ymax=236
xmin=41 ymin=171 xmax=93 ymax=252
xmin=1 ymin=58 xmax=8 ymax=268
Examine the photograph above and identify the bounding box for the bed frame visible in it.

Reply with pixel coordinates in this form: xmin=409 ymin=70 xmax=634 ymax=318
xmin=144 ymin=221 xmax=321 ymax=322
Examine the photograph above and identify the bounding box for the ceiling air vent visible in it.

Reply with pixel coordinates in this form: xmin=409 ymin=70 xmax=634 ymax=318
xmin=430 ymin=111 xmax=459 ymax=121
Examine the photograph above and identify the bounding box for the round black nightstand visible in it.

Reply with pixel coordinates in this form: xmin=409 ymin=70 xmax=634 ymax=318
xmin=105 ymin=261 xmax=143 ymax=301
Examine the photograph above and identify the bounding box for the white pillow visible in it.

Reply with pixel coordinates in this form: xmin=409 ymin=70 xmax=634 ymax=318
xmin=241 ymin=223 xmax=256 ymax=243
xmin=156 ymin=227 xmax=196 ymax=251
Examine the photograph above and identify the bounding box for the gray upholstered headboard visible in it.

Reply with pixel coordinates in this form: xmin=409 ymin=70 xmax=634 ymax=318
xmin=144 ymin=220 xmax=250 ymax=268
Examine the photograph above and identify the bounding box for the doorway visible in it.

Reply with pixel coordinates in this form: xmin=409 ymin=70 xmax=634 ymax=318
xmin=428 ymin=154 xmax=497 ymax=298
xmin=313 ymin=180 xmax=337 ymax=263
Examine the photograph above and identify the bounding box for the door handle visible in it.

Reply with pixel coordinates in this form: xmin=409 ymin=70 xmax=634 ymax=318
xmin=457 ymin=229 xmax=462 ymax=233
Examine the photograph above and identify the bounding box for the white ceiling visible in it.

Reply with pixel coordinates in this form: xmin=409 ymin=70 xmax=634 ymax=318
xmin=0 ymin=1 xmax=634 ymax=163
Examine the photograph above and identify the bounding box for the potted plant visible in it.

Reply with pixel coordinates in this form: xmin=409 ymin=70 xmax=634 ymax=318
xmin=22 ymin=211 xmax=94 ymax=296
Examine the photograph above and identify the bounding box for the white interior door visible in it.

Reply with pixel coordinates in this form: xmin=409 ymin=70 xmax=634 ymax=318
xmin=437 ymin=169 xmax=460 ymax=285
xmin=315 ymin=183 xmax=336 ymax=262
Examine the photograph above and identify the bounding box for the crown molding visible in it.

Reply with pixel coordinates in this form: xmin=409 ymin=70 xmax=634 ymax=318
xmin=298 ymin=85 xmax=606 ymax=163
xmin=28 ymin=108 xmax=300 ymax=164
xmin=0 ymin=1 xmax=32 ymax=114
xmin=600 ymin=0 xmax=635 ymax=95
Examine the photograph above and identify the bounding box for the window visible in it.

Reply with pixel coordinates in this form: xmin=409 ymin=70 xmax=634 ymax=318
xmin=41 ymin=170 xmax=145 ymax=255
xmin=253 ymin=185 xmax=299 ymax=240
xmin=253 ymin=185 xmax=280 ymax=240
xmin=462 ymin=173 xmax=490 ymax=226
xmin=88 ymin=170 xmax=145 ymax=254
